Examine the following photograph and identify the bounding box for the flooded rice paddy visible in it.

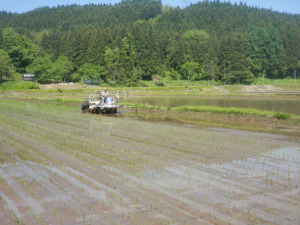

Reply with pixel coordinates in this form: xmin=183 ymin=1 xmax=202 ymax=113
xmin=0 ymin=99 xmax=299 ymax=224
xmin=125 ymin=96 xmax=300 ymax=115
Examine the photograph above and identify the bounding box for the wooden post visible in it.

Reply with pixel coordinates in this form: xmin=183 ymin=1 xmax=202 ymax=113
xmin=263 ymin=69 xmax=265 ymax=83
xmin=294 ymin=69 xmax=296 ymax=82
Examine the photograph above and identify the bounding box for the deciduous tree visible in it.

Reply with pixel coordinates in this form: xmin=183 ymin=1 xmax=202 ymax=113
xmin=0 ymin=49 xmax=14 ymax=82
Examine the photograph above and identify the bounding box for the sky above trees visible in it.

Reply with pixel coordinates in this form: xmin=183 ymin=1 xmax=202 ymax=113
xmin=1 ymin=0 xmax=300 ymax=14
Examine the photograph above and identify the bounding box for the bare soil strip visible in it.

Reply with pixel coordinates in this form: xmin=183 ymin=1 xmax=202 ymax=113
xmin=0 ymin=99 xmax=299 ymax=224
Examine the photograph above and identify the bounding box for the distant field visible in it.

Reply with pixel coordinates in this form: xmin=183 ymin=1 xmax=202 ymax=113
xmin=0 ymin=98 xmax=299 ymax=224
xmin=1 ymin=84 xmax=300 ymax=135
xmin=1 ymin=80 xmax=300 ymax=97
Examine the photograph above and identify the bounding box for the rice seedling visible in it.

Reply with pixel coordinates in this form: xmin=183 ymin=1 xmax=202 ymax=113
xmin=0 ymin=97 xmax=299 ymax=224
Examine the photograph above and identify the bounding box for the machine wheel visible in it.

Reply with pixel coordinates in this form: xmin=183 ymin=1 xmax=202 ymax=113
xmin=81 ymin=100 xmax=89 ymax=111
xmin=95 ymin=107 xmax=101 ymax=114
xmin=114 ymin=108 xmax=117 ymax=113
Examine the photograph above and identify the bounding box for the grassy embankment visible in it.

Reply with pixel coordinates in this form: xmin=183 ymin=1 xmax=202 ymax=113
xmin=0 ymin=81 xmax=40 ymax=90
xmin=121 ymin=102 xmax=300 ymax=135
xmin=123 ymin=102 xmax=293 ymax=119
xmin=1 ymin=79 xmax=300 ymax=96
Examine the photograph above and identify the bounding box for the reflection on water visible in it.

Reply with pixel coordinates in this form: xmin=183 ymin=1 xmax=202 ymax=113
xmin=126 ymin=96 xmax=300 ymax=115
xmin=210 ymin=146 xmax=300 ymax=179
xmin=145 ymin=146 xmax=300 ymax=192
xmin=141 ymin=146 xmax=300 ymax=225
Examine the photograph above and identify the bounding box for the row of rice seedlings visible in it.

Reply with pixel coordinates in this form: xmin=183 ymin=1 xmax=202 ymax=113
xmin=1 ymin=98 xmax=299 ymax=224
xmin=205 ymin=145 xmax=299 ymax=224
xmin=3 ymin=141 xmax=100 ymax=223
xmin=3 ymin=101 xmax=169 ymax=222
xmin=0 ymin=162 xmax=44 ymax=223
xmin=0 ymin=159 xmax=25 ymax=224
xmin=0 ymin=121 xmax=88 ymax=223
xmin=0 ymin=194 xmax=24 ymax=224
xmin=109 ymin=122 xmax=253 ymax=222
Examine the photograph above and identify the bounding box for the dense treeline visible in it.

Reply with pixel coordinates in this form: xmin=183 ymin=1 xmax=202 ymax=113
xmin=0 ymin=0 xmax=299 ymax=85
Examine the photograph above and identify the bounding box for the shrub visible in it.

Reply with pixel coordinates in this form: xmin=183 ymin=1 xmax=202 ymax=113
xmin=152 ymin=75 xmax=165 ymax=86
xmin=273 ymin=113 xmax=291 ymax=120
xmin=0 ymin=81 xmax=39 ymax=90
xmin=174 ymin=106 xmax=270 ymax=117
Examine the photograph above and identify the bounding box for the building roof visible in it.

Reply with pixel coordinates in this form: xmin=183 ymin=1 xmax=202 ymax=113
xmin=23 ymin=74 xmax=35 ymax=77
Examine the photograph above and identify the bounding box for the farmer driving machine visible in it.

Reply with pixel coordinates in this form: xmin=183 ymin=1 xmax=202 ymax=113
xmin=81 ymin=92 xmax=120 ymax=114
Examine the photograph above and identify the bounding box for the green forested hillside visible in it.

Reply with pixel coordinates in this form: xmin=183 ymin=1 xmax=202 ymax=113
xmin=0 ymin=0 xmax=299 ymax=85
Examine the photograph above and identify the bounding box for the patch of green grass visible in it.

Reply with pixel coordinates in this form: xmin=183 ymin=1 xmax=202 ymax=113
xmin=44 ymin=98 xmax=82 ymax=104
xmin=122 ymin=102 xmax=147 ymax=108
xmin=0 ymin=81 xmax=40 ymax=90
xmin=253 ymin=77 xmax=300 ymax=85
xmin=174 ymin=105 xmax=269 ymax=116
xmin=273 ymin=112 xmax=292 ymax=120
xmin=122 ymin=102 xmax=295 ymax=120
xmin=122 ymin=102 xmax=162 ymax=110
xmin=173 ymin=105 xmax=294 ymax=120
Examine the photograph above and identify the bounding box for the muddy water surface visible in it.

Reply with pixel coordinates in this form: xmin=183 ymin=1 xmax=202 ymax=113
xmin=0 ymin=99 xmax=299 ymax=224
xmin=126 ymin=96 xmax=300 ymax=115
